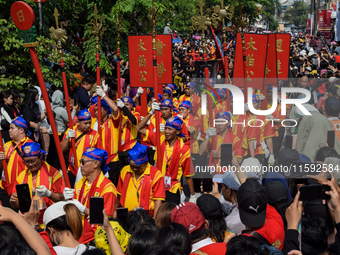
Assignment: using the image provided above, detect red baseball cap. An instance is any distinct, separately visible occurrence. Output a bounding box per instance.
[170,202,205,234]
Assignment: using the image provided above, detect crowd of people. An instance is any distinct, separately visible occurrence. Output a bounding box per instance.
[1,29,340,255]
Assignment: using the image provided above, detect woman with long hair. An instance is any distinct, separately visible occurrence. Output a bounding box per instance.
[43,201,95,254]
[0,90,17,142]
[20,87,48,140]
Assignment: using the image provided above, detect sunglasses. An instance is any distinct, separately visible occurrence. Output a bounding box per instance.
[80,159,96,165]
[23,158,39,165]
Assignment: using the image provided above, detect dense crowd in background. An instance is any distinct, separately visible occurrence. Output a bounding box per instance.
[1,26,340,255]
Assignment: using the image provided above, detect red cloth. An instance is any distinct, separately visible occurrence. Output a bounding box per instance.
[39,230,57,255]
[242,205,285,250]
[190,242,227,255]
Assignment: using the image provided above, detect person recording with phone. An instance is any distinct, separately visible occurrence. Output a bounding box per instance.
[63,147,117,244]
[9,142,65,226]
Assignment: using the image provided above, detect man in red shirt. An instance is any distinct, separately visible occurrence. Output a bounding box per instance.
[171,202,227,255]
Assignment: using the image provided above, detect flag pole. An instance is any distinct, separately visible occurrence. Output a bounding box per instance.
[150,2,162,170]
[50,8,78,175]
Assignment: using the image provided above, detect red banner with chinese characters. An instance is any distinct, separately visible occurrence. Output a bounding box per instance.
[318,9,332,43]
[264,34,278,85]
[275,33,290,80]
[155,35,172,84]
[233,33,268,89]
[128,35,154,87]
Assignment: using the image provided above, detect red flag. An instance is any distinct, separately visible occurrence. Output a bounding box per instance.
[275,33,291,80]
[233,33,268,89]
[264,34,278,85]
[128,35,154,87]
[155,35,172,84]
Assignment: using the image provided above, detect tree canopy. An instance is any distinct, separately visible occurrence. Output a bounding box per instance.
[283,0,309,27]
[1,0,270,91]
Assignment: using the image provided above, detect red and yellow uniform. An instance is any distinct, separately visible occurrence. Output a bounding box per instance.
[244,115,274,156]
[119,110,141,152]
[74,171,117,244]
[13,161,65,224]
[179,94,190,103]
[191,93,201,116]
[143,130,192,193]
[232,114,249,156]
[204,130,242,166]
[63,127,103,176]
[173,98,180,109]
[2,137,33,190]
[267,103,285,137]
[100,114,120,163]
[146,112,188,146]
[117,163,165,216]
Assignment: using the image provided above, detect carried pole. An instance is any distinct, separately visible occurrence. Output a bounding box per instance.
[116,6,123,149]
[235,4,248,101]
[0,131,9,190]
[191,0,218,167]
[116,5,123,98]
[50,8,78,175]
[150,2,163,170]
[89,5,106,136]
[209,2,234,110]
[10,2,71,188]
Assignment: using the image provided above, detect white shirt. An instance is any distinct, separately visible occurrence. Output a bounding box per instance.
[191,238,215,253]
[53,244,95,255]
[225,205,245,235]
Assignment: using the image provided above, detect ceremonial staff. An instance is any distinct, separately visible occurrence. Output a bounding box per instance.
[10,1,71,187]
[209,2,234,110]
[150,2,162,170]
[116,6,123,98]
[89,5,106,136]
[0,131,8,189]
[234,3,248,101]
[49,8,78,175]
[190,0,218,166]
[116,6,123,149]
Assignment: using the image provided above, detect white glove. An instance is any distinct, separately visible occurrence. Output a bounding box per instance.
[63,187,75,200]
[189,195,197,204]
[66,129,75,139]
[150,102,160,115]
[116,99,125,109]
[36,185,52,198]
[96,86,106,98]
[160,123,165,132]
[205,127,217,140]
[101,80,109,92]
[266,114,274,120]
[259,94,265,101]
[177,114,183,119]
[136,87,144,97]
[71,199,86,213]
[268,154,275,165]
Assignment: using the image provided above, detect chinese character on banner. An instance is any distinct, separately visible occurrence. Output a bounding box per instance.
[275,33,290,80]
[233,33,268,89]
[264,34,278,85]
[128,35,153,87]
[155,34,172,83]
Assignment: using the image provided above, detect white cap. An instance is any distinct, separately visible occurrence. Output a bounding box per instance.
[43,201,71,226]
